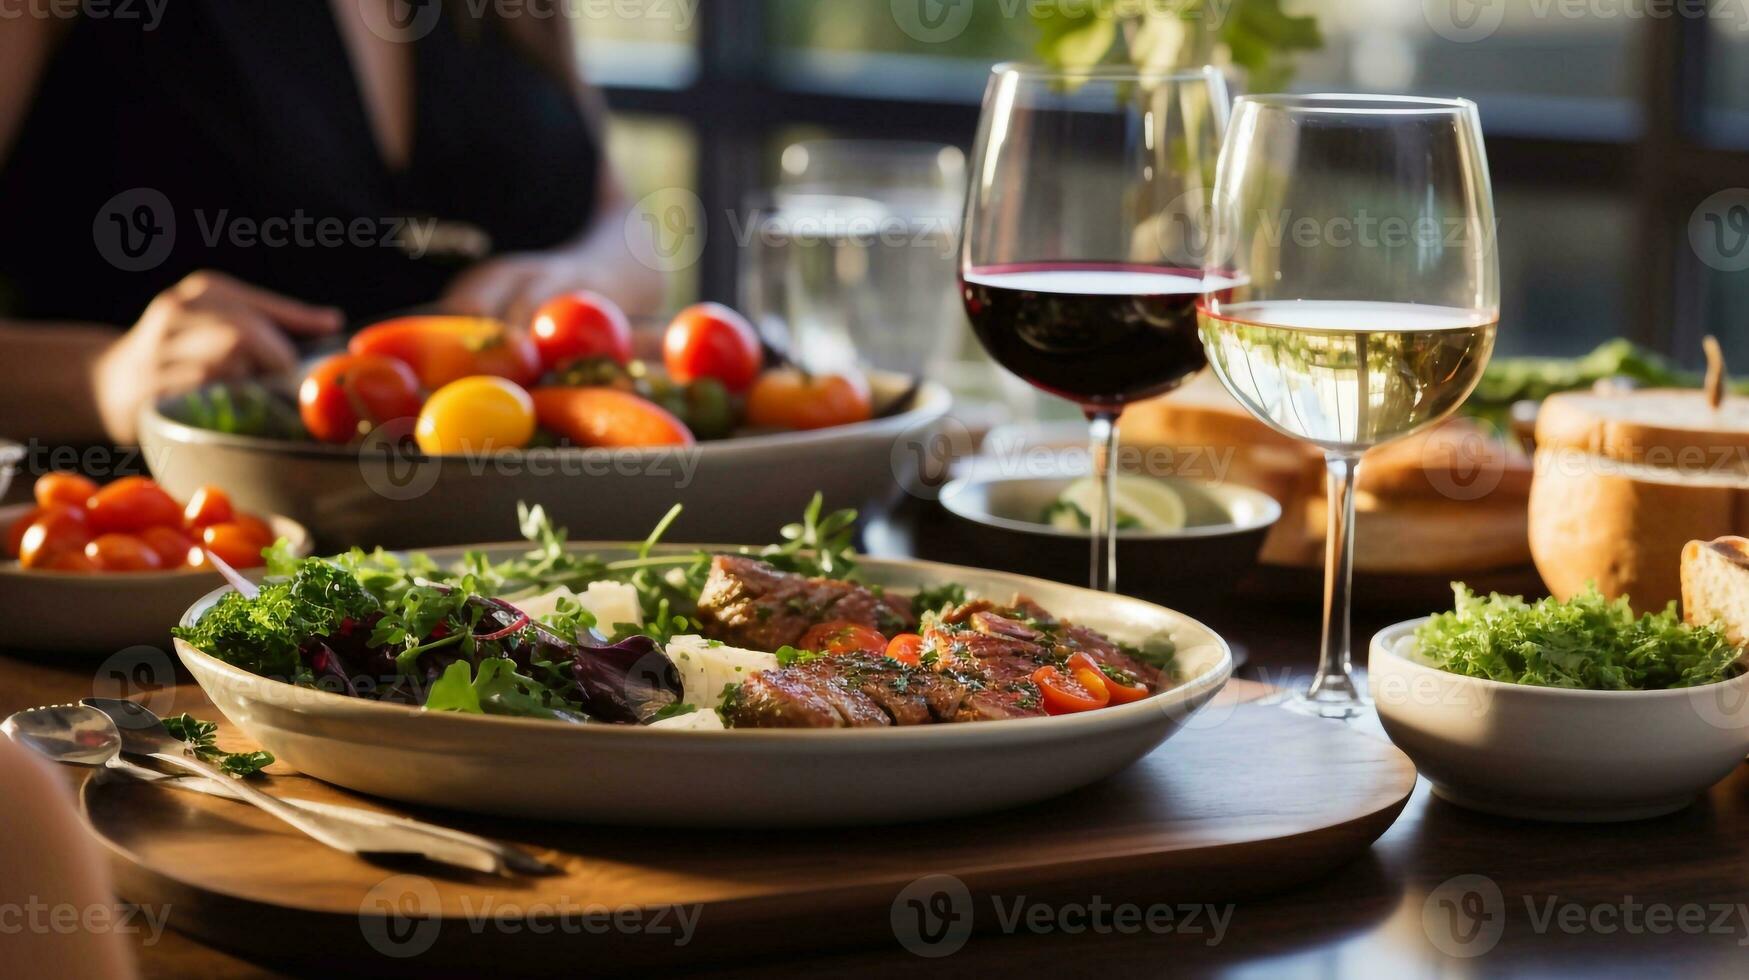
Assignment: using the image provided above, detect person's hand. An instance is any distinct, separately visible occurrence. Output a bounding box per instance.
[441,247,663,328]
[92,271,342,442]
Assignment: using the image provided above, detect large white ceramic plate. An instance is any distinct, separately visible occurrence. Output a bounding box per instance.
[176,545,1233,827]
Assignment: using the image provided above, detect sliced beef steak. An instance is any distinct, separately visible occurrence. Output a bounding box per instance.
[695,555,915,652]
[723,652,966,728]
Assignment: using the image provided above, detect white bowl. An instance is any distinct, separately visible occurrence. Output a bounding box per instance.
[1370,618,1749,822]
[177,545,1233,827]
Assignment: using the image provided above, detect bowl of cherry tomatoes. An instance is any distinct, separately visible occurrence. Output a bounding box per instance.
[138,293,951,549]
[0,473,310,652]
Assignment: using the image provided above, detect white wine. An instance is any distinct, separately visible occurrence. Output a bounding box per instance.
[1198,300,1498,454]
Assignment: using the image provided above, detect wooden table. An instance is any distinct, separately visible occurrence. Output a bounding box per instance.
[6,593,1748,979]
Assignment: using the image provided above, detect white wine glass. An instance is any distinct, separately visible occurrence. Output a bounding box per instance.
[1199,94,1500,718]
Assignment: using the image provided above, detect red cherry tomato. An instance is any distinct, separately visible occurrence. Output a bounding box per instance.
[201,522,269,569]
[1066,651,1151,704]
[139,525,197,567]
[745,369,873,431]
[229,513,275,546]
[531,291,633,370]
[6,504,58,557]
[34,472,98,509]
[349,317,541,388]
[799,620,889,657]
[86,477,182,534]
[1031,664,1111,715]
[885,633,925,667]
[17,506,91,569]
[43,549,99,574]
[181,485,236,528]
[85,534,164,573]
[663,303,763,393]
[298,353,425,444]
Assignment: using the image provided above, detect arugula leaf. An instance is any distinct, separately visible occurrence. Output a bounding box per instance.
[161,713,275,777]
[425,657,582,721]
[1415,585,1743,690]
[911,583,968,619]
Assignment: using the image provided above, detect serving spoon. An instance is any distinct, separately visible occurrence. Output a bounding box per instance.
[3,701,558,876]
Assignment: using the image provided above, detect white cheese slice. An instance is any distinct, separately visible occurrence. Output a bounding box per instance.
[647,708,727,731]
[665,634,778,709]
[513,582,644,638]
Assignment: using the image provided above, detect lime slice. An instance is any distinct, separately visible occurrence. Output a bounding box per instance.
[1056,475,1187,533]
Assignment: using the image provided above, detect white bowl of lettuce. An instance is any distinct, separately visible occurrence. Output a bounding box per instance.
[1370,586,1749,822]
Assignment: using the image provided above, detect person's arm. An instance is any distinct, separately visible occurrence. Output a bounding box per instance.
[441,17,666,325]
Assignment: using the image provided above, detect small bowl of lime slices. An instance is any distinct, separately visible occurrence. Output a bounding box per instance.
[937,470,1281,613]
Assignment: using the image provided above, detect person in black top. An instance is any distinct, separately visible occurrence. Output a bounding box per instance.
[0,0,664,444]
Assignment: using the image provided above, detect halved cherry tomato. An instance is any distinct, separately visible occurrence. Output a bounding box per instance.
[34,472,98,509]
[182,485,236,528]
[200,522,269,569]
[139,525,197,567]
[1066,651,1151,704]
[298,353,424,444]
[800,621,889,657]
[85,533,164,572]
[530,387,694,449]
[415,377,537,455]
[349,317,541,388]
[885,633,925,666]
[745,368,873,432]
[663,303,763,393]
[532,291,633,370]
[86,477,182,534]
[1031,664,1110,715]
[17,506,91,569]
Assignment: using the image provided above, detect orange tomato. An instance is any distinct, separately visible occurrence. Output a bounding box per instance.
[885,633,925,667]
[663,304,763,393]
[86,477,181,534]
[85,534,164,572]
[200,522,268,569]
[17,506,92,569]
[34,472,98,509]
[530,387,694,449]
[1031,664,1110,715]
[745,369,873,431]
[6,504,56,557]
[298,353,424,444]
[182,485,235,528]
[230,513,274,545]
[139,525,197,567]
[43,549,99,574]
[349,317,540,388]
[800,621,889,657]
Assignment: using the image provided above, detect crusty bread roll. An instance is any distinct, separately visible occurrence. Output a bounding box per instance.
[1531,389,1749,613]
[1682,537,1749,649]
[1125,371,1532,572]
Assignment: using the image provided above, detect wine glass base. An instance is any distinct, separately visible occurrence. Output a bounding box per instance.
[1281,685,1372,721]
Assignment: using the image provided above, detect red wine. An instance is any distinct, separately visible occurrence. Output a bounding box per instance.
[960,263,1233,410]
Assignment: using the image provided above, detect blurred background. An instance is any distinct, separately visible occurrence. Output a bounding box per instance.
[588,0,1749,372]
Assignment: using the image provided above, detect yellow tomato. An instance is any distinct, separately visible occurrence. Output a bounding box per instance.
[414,377,536,455]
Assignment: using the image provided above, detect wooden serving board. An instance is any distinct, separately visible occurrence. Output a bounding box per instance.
[79,681,1415,974]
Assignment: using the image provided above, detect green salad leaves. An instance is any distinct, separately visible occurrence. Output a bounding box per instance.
[1414,585,1744,691]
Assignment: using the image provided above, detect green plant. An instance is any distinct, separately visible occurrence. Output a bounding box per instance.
[1033,0,1321,91]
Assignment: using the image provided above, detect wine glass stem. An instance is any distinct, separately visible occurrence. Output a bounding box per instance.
[1088,411,1121,593]
[1310,453,1364,704]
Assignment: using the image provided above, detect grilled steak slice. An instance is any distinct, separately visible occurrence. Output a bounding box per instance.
[923,613,1051,721]
[723,652,964,728]
[941,598,1164,689]
[695,555,915,652]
